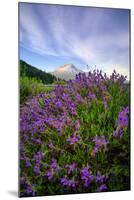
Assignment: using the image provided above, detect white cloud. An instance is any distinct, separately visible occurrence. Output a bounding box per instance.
[20,4,59,57]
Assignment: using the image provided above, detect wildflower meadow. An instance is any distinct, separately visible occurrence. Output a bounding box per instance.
[19,70,130,197]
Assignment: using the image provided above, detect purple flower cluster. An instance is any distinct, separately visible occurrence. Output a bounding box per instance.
[75,120,80,132]
[46,159,58,181]
[95,171,108,192]
[34,150,43,174]
[118,106,129,128]
[96,171,108,184]
[25,156,31,167]
[88,92,97,101]
[92,135,110,156]
[46,170,53,181]
[51,159,58,169]
[113,106,129,138]
[65,162,77,175]
[48,142,54,149]
[81,166,94,187]
[97,184,108,192]
[26,185,35,196]
[75,93,82,103]
[60,177,78,190]
[67,134,81,145]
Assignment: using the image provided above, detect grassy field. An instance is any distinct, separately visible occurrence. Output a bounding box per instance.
[20,76,55,104]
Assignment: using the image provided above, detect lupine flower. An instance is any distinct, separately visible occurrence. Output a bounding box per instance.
[96,171,108,184]
[26,185,33,193]
[69,102,76,115]
[81,166,94,187]
[57,100,63,108]
[60,177,77,189]
[92,135,109,156]
[35,138,42,145]
[33,151,43,174]
[40,126,45,133]
[65,162,77,174]
[51,159,58,169]
[67,134,81,145]
[75,120,80,132]
[113,106,129,138]
[75,94,82,103]
[97,184,108,192]
[88,92,97,101]
[25,157,31,167]
[48,142,54,149]
[60,177,68,186]
[118,107,129,128]
[46,170,53,180]
[103,100,108,109]
[26,185,35,196]
[62,93,70,101]
[34,165,40,174]
[34,151,43,165]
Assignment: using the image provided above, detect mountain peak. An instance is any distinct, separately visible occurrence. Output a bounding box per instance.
[56,64,79,73]
[51,64,83,81]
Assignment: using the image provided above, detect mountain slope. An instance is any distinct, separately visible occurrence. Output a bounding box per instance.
[20,60,56,84]
[51,64,83,81]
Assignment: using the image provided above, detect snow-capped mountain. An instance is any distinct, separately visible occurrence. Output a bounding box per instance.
[51,64,83,81]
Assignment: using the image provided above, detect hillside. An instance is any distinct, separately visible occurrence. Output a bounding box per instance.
[20,60,56,84]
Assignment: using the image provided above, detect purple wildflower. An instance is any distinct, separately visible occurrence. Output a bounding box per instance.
[57,100,62,108]
[88,92,97,101]
[69,102,76,115]
[35,138,42,145]
[96,171,109,184]
[62,93,70,101]
[34,165,40,174]
[51,159,58,169]
[33,151,43,174]
[48,142,54,149]
[65,162,77,174]
[113,106,129,138]
[67,179,77,189]
[103,100,108,109]
[92,134,109,156]
[60,177,68,186]
[46,170,53,180]
[60,177,77,189]
[26,185,35,196]
[67,134,81,145]
[26,185,33,193]
[76,94,82,103]
[25,157,31,167]
[81,166,94,187]
[118,107,129,128]
[75,120,80,132]
[40,126,45,133]
[97,184,108,192]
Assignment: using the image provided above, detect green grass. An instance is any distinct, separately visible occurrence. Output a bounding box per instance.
[20,76,54,104]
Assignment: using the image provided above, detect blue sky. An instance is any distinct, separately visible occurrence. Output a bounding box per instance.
[19,3,130,79]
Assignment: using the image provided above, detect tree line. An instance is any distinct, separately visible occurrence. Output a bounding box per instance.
[20,60,56,84]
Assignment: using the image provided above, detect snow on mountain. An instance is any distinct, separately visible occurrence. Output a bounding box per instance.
[50,64,83,81]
